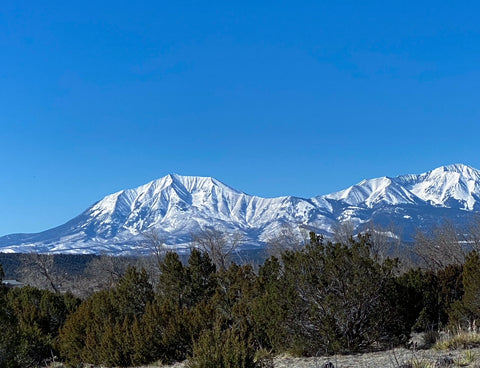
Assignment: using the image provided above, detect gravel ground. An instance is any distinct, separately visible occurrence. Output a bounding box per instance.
[141,347,480,368]
[271,347,480,367]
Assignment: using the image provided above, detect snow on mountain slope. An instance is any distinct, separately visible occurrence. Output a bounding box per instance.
[323,176,423,207]
[85,174,322,234]
[1,164,480,254]
[397,164,480,210]
[0,174,332,254]
[322,164,480,210]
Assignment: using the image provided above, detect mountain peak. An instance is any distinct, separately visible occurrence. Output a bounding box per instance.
[399,164,480,210]
[165,174,245,196]
[2,164,480,254]
[443,163,475,171]
[429,163,479,177]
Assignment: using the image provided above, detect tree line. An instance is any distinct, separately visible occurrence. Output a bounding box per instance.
[3,224,480,367]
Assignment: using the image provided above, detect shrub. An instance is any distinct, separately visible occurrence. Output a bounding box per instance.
[281,233,403,354]
[188,323,257,368]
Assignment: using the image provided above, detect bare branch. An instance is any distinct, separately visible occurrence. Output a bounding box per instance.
[414,220,467,270]
[332,220,355,245]
[191,228,244,270]
[266,223,308,258]
[85,253,130,290]
[363,221,402,263]
[140,228,167,265]
[20,253,62,293]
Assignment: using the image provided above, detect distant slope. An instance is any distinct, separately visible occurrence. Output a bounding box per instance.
[1,164,480,254]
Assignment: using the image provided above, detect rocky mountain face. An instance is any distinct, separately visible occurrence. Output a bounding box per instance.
[2,164,480,254]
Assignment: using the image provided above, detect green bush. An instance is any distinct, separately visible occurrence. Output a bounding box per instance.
[188,323,257,368]
[279,233,403,354]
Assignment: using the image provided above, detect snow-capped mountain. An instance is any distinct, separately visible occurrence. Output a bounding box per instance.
[398,164,480,210]
[1,164,480,254]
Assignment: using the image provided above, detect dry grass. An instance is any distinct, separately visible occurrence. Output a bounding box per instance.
[435,331,480,350]
[451,350,479,367]
[46,341,480,368]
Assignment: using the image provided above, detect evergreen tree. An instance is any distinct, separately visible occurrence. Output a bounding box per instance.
[137,302,165,362]
[461,250,480,316]
[59,289,115,365]
[1,285,79,368]
[131,316,150,366]
[0,265,19,368]
[157,252,187,306]
[396,269,443,331]
[188,321,257,368]
[281,233,401,354]
[185,248,216,307]
[450,250,480,327]
[158,301,191,362]
[58,301,90,366]
[437,264,463,327]
[98,319,120,367]
[114,266,154,318]
[250,256,291,352]
[210,263,256,328]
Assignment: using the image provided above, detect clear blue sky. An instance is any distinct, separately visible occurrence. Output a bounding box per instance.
[1,1,480,236]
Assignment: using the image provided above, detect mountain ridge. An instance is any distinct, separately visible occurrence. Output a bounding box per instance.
[2,163,480,254]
